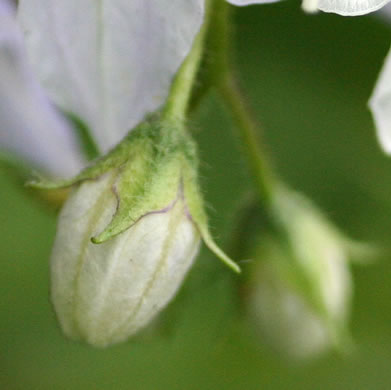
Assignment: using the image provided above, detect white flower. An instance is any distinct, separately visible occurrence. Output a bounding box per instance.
[51,171,200,347]
[0,0,204,176]
[2,0,387,177]
[369,48,391,154]
[1,0,230,347]
[227,0,391,15]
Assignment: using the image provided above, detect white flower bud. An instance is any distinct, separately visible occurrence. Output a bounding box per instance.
[51,172,200,347]
[243,187,366,359]
[248,238,351,359]
[33,117,238,347]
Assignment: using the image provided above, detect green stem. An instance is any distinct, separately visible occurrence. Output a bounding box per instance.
[200,0,277,206]
[188,0,230,113]
[219,74,277,207]
[163,2,211,122]
[166,0,277,207]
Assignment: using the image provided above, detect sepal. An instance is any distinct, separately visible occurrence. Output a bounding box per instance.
[26,119,155,190]
[182,162,240,273]
[35,115,240,270]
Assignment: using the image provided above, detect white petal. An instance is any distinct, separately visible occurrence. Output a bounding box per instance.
[226,0,280,5]
[17,0,204,153]
[318,0,391,15]
[369,47,391,154]
[51,172,200,347]
[0,0,85,177]
[379,2,391,20]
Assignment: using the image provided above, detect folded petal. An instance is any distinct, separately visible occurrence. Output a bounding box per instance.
[17,0,204,153]
[0,0,86,177]
[317,0,391,15]
[369,47,391,154]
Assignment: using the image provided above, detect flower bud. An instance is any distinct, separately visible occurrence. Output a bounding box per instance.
[51,171,200,347]
[33,116,239,347]
[243,187,367,359]
[247,236,352,359]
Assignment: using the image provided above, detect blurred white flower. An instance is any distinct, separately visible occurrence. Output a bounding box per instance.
[2,0,389,178]
[0,0,204,176]
[0,0,85,177]
[379,2,391,20]
[369,48,391,154]
[227,0,391,15]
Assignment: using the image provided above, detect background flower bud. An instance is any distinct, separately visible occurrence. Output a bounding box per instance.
[236,187,368,359]
[51,171,200,348]
[247,236,352,359]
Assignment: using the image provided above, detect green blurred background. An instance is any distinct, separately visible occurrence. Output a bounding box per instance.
[2,2,391,389]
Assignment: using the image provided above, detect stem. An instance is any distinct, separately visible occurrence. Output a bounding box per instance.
[163,2,211,122]
[166,0,277,206]
[188,0,230,113]
[203,0,277,207]
[219,74,276,207]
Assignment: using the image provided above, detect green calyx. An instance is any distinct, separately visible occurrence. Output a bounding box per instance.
[30,115,240,273]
